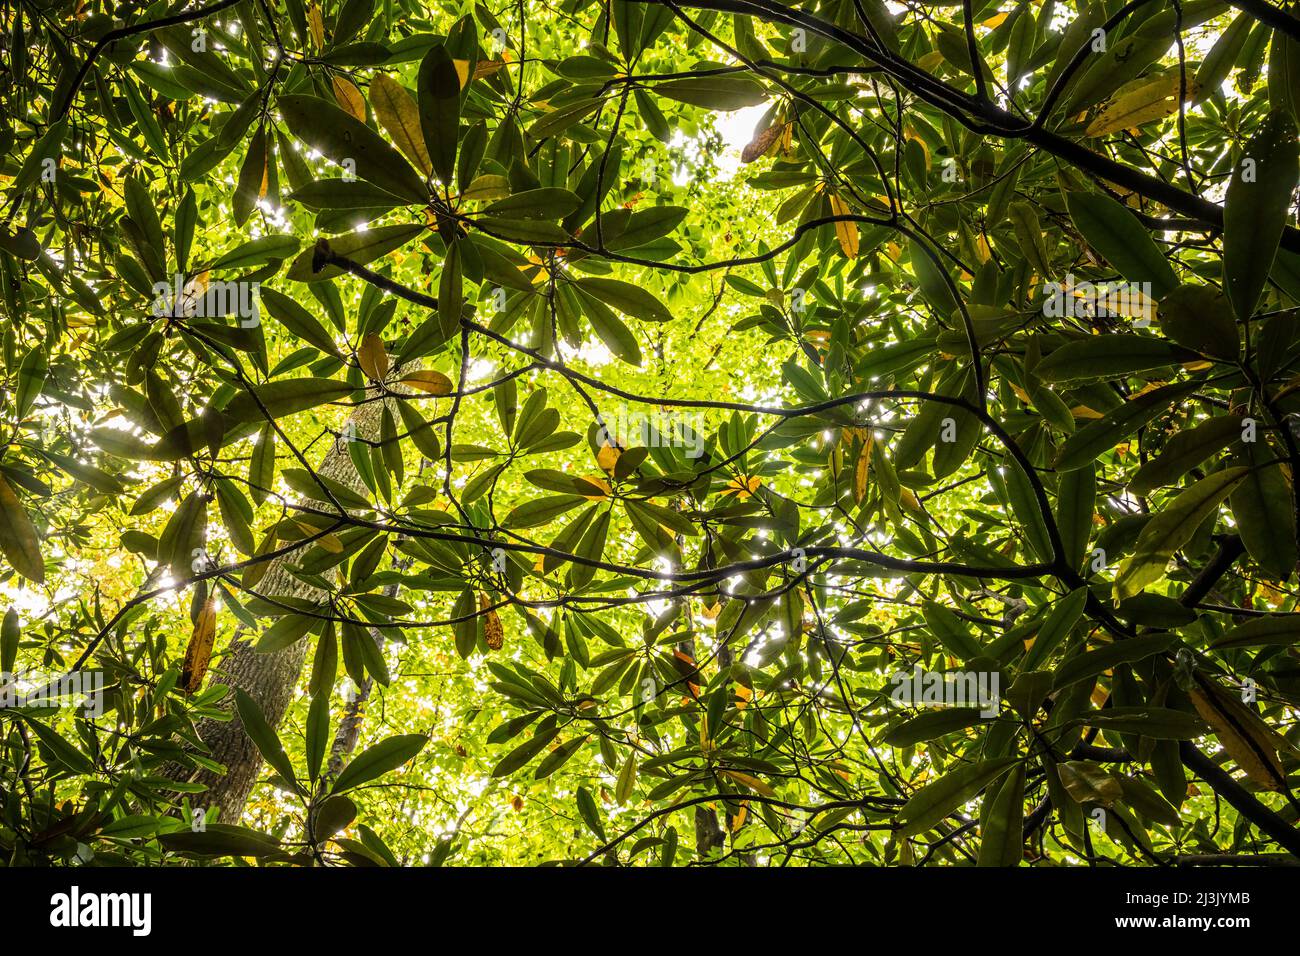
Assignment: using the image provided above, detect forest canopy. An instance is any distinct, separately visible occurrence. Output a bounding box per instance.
[2,0,1300,868]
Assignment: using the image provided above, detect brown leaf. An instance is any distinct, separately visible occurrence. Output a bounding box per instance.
[480,592,504,650]
[741,122,786,164]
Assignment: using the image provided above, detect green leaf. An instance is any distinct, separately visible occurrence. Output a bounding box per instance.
[1057,464,1095,571]
[223,378,355,423]
[921,602,982,661]
[1212,614,1300,648]
[896,757,1019,837]
[1157,285,1239,360]
[20,716,93,773]
[573,286,643,365]
[503,494,588,529]
[654,75,767,111]
[1052,633,1175,691]
[534,735,588,778]
[1023,587,1088,671]
[159,824,286,858]
[15,346,47,420]
[313,793,358,840]
[576,786,606,839]
[1077,707,1209,739]
[211,235,301,272]
[0,475,43,584]
[418,44,461,185]
[1052,382,1198,472]
[574,277,672,322]
[483,188,582,220]
[332,733,427,793]
[976,763,1025,867]
[491,722,560,777]
[287,223,425,281]
[882,708,993,747]
[288,179,405,210]
[1035,334,1196,383]
[909,241,959,318]
[306,692,330,782]
[278,94,428,203]
[233,126,268,227]
[1064,191,1179,298]
[1,607,18,673]
[255,613,317,653]
[234,688,299,787]
[1230,449,1298,580]
[260,288,343,358]
[1114,467,1249,601]
[1128,415,1243,495]
[1223,110,1300,320]
[605,205,688,250]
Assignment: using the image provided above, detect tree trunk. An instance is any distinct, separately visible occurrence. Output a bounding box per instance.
[169,395,390,823]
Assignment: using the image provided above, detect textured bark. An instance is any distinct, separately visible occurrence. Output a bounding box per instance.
[169,395,390,823]
[694,805,726,857]
[327,671,374,778]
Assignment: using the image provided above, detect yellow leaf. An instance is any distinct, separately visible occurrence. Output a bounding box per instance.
[307,2,325,50]
[461,174,511,202]
[853,434,872,504]
[332,75,366,122]
[577,475,611,499]
[904,127,931,169]
[399,370,453,395]
[828,194,858,258]
[917,50,944,72]
[1190,679,1287,791]
[596,443,621,473]
[181,598,218,693]
[723,475,761,499]
[472,59,506,81]
[1084,71,1200,137]
[779,122,794,156]
[357,332,389,381]
[718,769,777,799]
[369,74,433,176]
